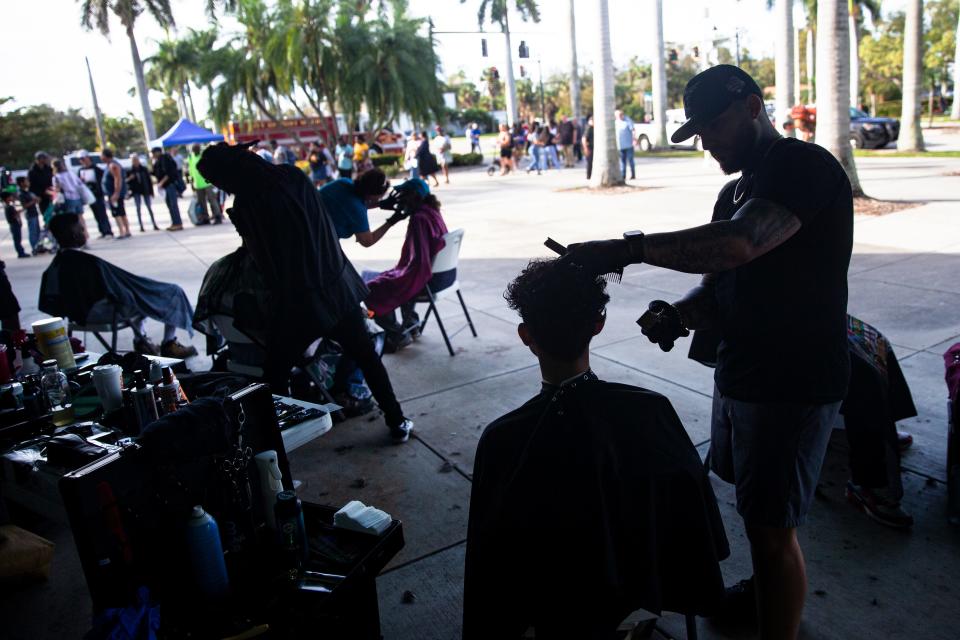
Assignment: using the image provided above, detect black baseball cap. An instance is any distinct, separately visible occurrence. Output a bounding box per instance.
[671,65,763,143]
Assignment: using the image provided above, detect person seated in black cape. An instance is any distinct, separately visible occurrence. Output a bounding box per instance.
[196,141,414,442]
[463,258,730,640]
[38,213,197,359]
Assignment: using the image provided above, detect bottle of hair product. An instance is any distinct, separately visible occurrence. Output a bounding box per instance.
[157,366,180,415]
[130,370,158,432]
[185,505,230,599]
[40,359,73,426]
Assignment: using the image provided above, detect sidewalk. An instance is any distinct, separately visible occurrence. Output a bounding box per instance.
[3,155,960,639]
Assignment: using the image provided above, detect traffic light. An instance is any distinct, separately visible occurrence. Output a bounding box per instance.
[693,46,700,58]
[520,65,526,78]
[518,40,530,58]
[668,48,678,63]
[481,38,488,57]
[491,66,500,81]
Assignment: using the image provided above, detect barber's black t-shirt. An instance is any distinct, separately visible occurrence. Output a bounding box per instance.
[710,137,853,403]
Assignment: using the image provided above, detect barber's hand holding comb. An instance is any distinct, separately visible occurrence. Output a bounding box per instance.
[560,239,635,276]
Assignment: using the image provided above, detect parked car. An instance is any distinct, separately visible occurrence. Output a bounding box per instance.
[849,108,899,149]
[635,109,702,152]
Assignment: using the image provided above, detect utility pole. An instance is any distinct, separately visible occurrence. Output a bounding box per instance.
[566,0,581,120]
[538,58,546,123]
[86,57,107,151]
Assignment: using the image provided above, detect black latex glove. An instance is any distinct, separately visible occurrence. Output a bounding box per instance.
[636,300,689,352]
[378,192,400,211]
[559,239,632,276]
[386,211,407,226]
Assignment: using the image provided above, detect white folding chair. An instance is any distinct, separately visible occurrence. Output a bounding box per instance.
[412,228,478,356]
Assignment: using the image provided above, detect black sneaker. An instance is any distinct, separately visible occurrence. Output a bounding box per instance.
[708,577,757,627]
[389,419,414,443]
[133,337,159,356]
[845,481,914,529]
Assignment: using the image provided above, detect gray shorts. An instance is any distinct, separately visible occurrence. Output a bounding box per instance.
[707,388,841,528]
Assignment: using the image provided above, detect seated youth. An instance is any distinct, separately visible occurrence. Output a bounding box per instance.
[363,178,448,352]
[38,213,198,359]
[463,259,729,639]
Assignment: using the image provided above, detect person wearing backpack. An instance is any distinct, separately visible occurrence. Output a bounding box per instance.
[151,147,185,231]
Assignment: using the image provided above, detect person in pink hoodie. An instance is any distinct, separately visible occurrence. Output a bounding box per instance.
[363,178,448,352]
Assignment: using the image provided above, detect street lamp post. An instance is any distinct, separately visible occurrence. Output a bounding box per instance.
[538,58,546,123]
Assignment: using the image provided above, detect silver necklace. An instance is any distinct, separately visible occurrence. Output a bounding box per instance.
[732,135,785,204]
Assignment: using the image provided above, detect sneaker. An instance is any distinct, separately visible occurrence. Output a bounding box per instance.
[160,338,198,359]
[708,577,756,626]
[16,253,30,259]
[383,332,413,354]
[389,418,414,443]
[897,430,914,452]
[133,337,160,356]
[166,224,184,231]
[845,481,914,529]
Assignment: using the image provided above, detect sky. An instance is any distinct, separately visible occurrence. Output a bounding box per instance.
[4,0,907,124]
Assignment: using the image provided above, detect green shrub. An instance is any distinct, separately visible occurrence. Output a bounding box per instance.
[371,153,402,167]
[459,108,496,133]
[382,164,404,178]
[451,152,484,167]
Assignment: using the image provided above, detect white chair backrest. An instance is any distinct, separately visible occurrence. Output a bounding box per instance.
[211,314,256,345]
[432,228,464,274]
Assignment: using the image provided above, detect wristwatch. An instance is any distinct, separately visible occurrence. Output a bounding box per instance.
[622,230,645,263]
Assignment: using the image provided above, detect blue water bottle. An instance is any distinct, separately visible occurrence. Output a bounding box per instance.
[185,505,230,599]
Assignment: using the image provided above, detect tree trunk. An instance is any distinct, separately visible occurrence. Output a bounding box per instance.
[816,0,864,196]
[952,8,960,119]
[898,0,925,151]
[127,25,156,147]
[85,57,106,151]
[590,0,622,187]
[775,0,796,137]
[502,11,518,127]
[793,27,802,105]
[806,27,816,104]
[849,9,860,109]
[651,0,668,147]
[567,0,581,120]
[185,83,197,122]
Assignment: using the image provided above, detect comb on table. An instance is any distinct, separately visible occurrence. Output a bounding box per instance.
[544,237,623,284]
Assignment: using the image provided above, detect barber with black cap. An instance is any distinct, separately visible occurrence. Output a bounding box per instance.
[563,65,853,639]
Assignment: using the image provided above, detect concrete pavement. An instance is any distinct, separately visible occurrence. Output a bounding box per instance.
[3,152,960,639]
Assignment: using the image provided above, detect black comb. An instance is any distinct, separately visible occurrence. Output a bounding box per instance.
[544,238,623,284]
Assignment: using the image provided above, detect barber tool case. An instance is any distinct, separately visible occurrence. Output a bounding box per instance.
[59,383,293,610]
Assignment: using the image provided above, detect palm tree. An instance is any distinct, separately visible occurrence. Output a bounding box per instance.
[78,0,176,147]
[816,0,864,196]
[590,0,621,187]
[898,0,925,151]
[953,8,960,120]
[566,0,581,120]
[774,0,796,137]
[463,0,541,127]
[650,0,668,148]
[145,37,197,121]
[849,1,881,109]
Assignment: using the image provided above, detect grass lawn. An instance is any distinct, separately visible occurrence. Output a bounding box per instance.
[854,149,960,158]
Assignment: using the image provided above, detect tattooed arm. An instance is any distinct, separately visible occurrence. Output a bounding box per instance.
[642,198,802,274]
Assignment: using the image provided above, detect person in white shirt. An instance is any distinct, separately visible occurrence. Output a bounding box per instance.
[432,126,453,184]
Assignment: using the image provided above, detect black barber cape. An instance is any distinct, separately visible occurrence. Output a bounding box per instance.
[38,249,194,331]
[464,373,729,639]
[196,144,367,357]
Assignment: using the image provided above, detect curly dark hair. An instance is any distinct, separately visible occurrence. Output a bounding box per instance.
[504,258,609,360]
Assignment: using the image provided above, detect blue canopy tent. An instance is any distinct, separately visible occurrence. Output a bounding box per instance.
[149,118,224,148]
